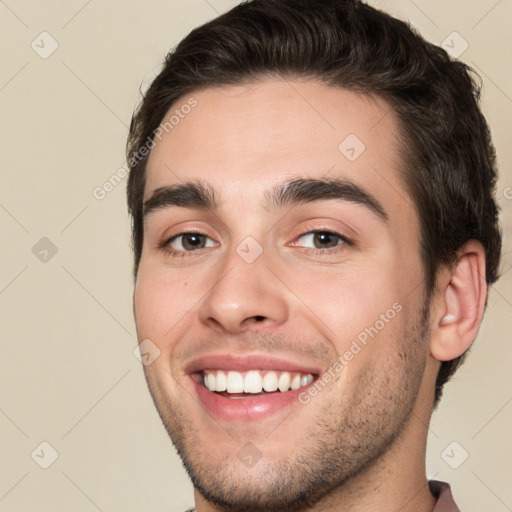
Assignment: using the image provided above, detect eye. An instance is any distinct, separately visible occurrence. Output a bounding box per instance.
[164,233,217,253]
[291,230,350,251]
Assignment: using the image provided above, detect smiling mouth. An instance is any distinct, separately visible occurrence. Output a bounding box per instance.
[199,369,316,398]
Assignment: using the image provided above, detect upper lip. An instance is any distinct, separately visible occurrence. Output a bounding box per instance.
[185,353,321,375]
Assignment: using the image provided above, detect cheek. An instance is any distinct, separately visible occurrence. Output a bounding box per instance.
[133,267,197,347]
[285,265,415,387]
[289,262,403,339]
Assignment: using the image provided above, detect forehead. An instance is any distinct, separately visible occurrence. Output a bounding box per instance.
[144,79,410,221]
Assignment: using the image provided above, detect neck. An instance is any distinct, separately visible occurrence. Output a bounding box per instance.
[305,406,436,512]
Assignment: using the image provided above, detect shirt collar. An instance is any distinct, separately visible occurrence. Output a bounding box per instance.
[429,480,461,512]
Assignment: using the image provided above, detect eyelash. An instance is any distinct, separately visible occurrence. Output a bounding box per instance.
[158,229,353,258]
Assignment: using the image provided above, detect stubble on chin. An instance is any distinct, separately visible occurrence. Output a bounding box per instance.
[144,306,430,512]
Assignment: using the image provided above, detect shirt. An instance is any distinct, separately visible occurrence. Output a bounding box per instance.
[430,480,460,511]
[184,480,460,511]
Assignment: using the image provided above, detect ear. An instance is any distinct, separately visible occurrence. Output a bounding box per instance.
[430,240,487,362]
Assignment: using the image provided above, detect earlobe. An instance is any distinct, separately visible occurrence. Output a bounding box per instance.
[430,240,487,362]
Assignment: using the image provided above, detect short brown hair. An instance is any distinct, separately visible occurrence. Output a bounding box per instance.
[126,0,502,404]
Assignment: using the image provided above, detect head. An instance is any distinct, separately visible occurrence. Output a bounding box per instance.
[127,0,501,510]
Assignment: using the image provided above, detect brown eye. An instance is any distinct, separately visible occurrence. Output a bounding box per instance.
[311,232,341,249]
[167,233,216,252]
[295,231,346,250]
[181,234,206,250]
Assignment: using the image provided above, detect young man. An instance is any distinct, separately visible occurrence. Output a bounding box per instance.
[126,1,502,510]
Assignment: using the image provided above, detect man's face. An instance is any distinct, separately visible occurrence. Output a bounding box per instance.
[134,79,433,510]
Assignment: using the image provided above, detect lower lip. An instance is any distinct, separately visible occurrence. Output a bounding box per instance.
[192,377,312,422]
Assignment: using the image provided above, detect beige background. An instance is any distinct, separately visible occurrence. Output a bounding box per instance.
[0,1,511,511]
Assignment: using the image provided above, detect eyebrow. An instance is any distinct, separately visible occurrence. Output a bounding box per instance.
[143,176,388,223]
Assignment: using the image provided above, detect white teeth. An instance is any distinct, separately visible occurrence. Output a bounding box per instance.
[263,371,279,392]
[243,371,263,393]
[278,372,291,392]
[207,373,215,391]
[203,370,315,394]
[290,374,301,390]
[226,371,244,393]
[215,370,227,392]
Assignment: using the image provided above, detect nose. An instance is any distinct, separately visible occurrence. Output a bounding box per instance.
[198,246,289,335]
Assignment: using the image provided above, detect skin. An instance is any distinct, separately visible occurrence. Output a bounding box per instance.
[133,79,487,511]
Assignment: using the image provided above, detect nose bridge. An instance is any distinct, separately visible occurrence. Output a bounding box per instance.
[198,238,288,333]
